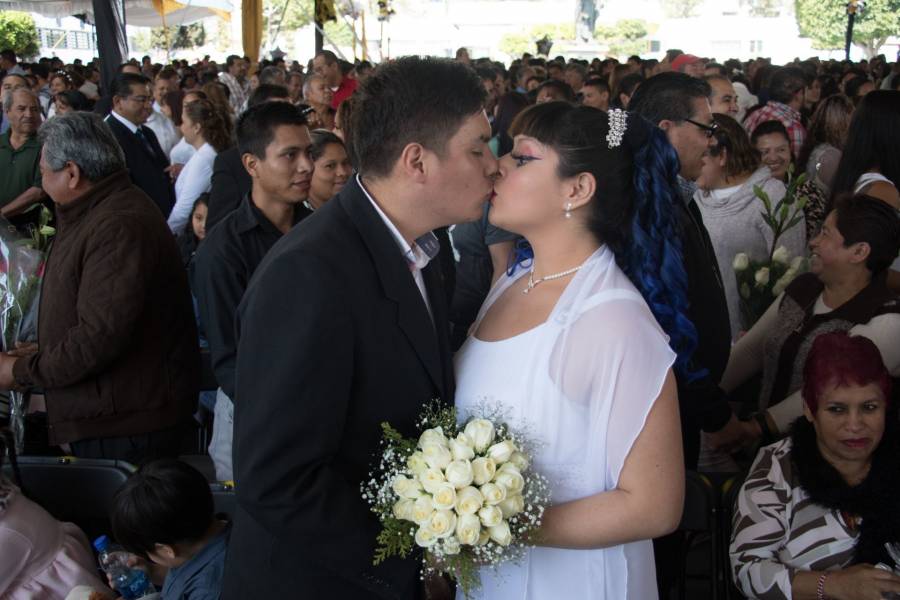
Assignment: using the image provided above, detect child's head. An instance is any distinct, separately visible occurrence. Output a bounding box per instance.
[111,460,214,568]
[190,193,209,241]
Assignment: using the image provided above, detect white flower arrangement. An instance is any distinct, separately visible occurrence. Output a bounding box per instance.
[362,402,550,598]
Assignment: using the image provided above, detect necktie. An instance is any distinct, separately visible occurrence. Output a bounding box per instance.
[135,127,157,159]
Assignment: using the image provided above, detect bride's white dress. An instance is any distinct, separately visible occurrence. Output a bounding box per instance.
[454,246,676,600]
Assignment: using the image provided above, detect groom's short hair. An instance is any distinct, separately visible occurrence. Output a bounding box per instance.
[351,56,486,178]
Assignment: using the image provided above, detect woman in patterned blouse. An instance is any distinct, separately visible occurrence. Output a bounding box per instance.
[730,332,900,600]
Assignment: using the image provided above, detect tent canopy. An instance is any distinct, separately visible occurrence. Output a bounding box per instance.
[0,0,232,27]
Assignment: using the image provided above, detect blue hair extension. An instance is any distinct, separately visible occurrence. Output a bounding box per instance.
[507,238,534,276]
[624,128,706,382]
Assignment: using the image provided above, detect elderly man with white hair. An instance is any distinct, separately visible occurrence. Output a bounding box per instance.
[0,112,199,464]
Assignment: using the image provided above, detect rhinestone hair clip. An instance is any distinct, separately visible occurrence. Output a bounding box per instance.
[606,109,628,149]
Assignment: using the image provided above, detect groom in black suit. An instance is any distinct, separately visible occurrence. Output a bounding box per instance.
[222,57,498,599]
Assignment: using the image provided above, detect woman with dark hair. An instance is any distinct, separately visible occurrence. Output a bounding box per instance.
[46,71,74,119]
[168,98,233,233]
[489,91,530,157]
[454,103,686,598]
[752,120,829,239]
[798,94,853,198]
[306,130,352,211]
[695,113,803,340]
[0,433,111,598]
[828,90,900,290]
[731,332,900,600]
[720,195,900,450]
[844,75,876,106]
[52,90,89,115]
[177,193,209,269]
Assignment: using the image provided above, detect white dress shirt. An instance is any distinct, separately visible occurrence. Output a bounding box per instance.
[145,108,180,158]
[108,110,139,134]
[169,142,217,233]
[356,174,437,320]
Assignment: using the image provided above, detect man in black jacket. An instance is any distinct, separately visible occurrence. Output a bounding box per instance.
[104,73,175,217]
[222,57,497,599]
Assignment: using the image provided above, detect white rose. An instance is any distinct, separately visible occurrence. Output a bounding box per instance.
[442,536,461,555]
[422,443,452,471]
[471,456,497,486]
[431,483,457,511]
[406,452,428,476]
[772,276,789,297]
[498,462,521,475]
[508,451,530,471]
[393,498,416,521]
[772,246,790,265]
[790,256,805,271]
[444,459,474,489]
[732,252,750,271]
[419,467,446,494]
[428,510,458,539]
[415,525,438,548]
[477,529,491,546]
[754,267,770,287]
[494,469,525,494]
[411,495,435,525]
[487,440,517,464]
[480,482,507,505]
[478,505,503,528]
[450,433,475,461]
[418,427,448,449]
[740,282,751,299]
[456,513,482,545]
[464,419,495,452]
[455,486,484,515]
[392,475,423,499]
[497,494,525,518]
[489,521,513,546]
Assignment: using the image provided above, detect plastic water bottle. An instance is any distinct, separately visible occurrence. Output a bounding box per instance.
[92,535,156,600]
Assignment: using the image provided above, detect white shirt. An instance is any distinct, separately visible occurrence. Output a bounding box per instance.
[108,110,139,134]
[170,137,196,165]
[356,174,435,320]
[145,108,180,158]
[169,142,217,233]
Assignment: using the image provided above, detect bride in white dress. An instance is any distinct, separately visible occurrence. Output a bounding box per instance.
[454,103,693,599]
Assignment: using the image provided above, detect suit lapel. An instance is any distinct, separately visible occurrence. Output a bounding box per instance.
[339,178,446,398]
[423,262,454,401]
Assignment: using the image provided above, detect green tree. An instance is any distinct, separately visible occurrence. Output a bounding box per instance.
[741,0,783,17]
[150,22,206,51]
[499,23,577,60]
[0,11,39,59]
[596,19,648,59]
[264,0,313,48]
[795,0,900,57]
[661,0,703,18]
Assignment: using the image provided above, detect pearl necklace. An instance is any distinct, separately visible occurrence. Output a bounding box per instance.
[522,262,585,294]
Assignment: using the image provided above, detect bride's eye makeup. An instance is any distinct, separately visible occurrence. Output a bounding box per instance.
[510,153,537,167]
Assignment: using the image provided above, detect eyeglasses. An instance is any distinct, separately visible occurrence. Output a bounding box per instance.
[126,95,153,104]
[684,118,719,138]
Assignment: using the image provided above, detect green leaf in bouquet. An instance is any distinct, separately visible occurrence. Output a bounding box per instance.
[373,518,415,565]
[793,171,808,188]
[380,422,417,456]
[779,203,789,222]
[39,226,55,236]
[753,185,773,214]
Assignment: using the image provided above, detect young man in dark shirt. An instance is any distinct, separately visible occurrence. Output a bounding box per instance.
[193,102,314,481]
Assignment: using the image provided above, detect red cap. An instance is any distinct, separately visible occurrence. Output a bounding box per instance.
[671,54,702,72]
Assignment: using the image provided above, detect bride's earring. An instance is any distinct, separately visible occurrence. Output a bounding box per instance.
[564,203,573,219]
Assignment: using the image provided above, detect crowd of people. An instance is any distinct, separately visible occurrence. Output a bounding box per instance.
[0,41,899,599]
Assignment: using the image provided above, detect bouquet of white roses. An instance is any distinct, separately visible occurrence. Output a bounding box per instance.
[734,247,806,330]
[362,402,550,598]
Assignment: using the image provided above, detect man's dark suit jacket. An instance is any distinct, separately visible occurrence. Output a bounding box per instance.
[222,177,454,599]
[105,114,175,217]
[206,147,251,231]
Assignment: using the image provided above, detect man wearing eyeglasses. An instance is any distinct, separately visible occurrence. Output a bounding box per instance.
[629,70,738,600]
[105,73,176,217]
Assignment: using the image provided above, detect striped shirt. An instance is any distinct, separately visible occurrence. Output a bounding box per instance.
[730,438,857,599]
[744,101,806,159]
